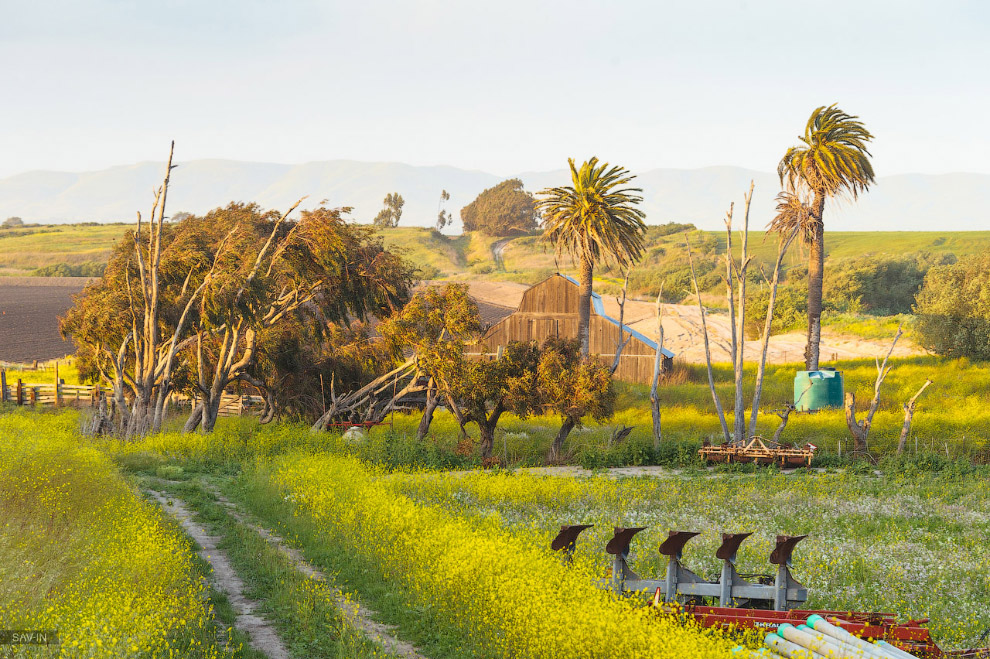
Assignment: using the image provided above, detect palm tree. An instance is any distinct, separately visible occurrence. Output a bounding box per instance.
[537,158,646,358]
[779,104,875,370]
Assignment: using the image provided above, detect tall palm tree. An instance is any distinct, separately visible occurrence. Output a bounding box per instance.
[537,157,646,358]
[779,104,875,370]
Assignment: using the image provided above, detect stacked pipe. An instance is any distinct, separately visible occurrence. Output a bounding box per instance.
[734,614,919,658]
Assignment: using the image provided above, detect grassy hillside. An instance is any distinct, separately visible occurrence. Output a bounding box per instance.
[6,222,990,288]
[0,223,129,275]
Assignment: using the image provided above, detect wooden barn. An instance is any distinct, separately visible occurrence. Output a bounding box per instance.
[469,274,674,385]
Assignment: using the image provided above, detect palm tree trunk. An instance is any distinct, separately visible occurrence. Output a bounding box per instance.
[577,255,593,358]
[805,192,826,371]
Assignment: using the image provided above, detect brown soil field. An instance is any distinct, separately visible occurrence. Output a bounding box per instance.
[0,277,91,362]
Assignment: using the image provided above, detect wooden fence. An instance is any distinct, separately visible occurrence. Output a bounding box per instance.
[0,370,264,418]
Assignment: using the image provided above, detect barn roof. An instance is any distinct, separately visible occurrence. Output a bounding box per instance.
[560,274,675,358]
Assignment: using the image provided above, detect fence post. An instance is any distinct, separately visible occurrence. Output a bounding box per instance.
[16,379,23,405]
[29,387,37,406]
[0,369,6,403]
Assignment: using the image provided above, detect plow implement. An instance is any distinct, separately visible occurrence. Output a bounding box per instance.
[550,525,988,658]
[699,436,817,467]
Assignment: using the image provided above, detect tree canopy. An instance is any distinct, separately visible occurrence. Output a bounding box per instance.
[63,200,415,433]
[914,251,990,359]
[460,179,538,236]
[373,192,405,228]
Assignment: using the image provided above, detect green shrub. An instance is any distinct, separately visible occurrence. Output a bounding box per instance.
[914,251,990,359]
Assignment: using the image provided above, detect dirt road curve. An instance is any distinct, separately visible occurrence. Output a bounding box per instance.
[460,280,924,364]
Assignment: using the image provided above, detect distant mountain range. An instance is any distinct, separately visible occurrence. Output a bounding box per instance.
[0,159,987,231]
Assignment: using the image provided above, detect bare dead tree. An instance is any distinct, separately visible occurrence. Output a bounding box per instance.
[748,225,800,438]
[111,142,227,437]
[845,323,904,452]
[726,184,755,442]
[687,182,799,447]
[898,379,933,453]
[685,233,730,442]
[771,383,812,444]
[649,285,666,450]
[610,268,632,375]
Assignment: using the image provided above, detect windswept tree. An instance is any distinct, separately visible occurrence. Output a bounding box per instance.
[436,189,452,231]
[779,104,875,370]
[373,192,405,228]
[537,157,646,357]
[434,341,540,459]
[184,203,414,432]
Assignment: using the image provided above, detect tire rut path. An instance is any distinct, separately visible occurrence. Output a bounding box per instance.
[146,488,290,659]
[200,481,427,659]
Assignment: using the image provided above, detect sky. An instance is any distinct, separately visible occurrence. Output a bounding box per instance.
[1,0,988,179]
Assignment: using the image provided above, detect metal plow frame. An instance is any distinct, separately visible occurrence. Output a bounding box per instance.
[549,524,989,659]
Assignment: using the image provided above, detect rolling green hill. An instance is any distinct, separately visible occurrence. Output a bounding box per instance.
[0,223,129,275]
[5,222,990,286]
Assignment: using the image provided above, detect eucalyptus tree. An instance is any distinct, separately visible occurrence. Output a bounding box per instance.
[184,203,414,432]
[779,104,875,370]
[61,143,225,437]
[536,158,646,358]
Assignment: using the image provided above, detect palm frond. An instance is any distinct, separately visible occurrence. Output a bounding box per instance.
[778,104,875,201]
[535,157,647,269]
[767,191,818,245]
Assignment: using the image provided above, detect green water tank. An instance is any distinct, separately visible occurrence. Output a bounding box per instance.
[794,369,844,411]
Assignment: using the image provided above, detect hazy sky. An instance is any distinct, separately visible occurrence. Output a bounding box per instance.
[1,0,988,179]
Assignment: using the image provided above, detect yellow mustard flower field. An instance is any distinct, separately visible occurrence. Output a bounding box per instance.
[3,410,989,657]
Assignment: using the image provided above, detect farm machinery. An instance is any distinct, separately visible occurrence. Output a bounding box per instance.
[550,525,989,658]
[699,436,818,467]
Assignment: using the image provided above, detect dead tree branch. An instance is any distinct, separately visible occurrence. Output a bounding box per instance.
[649,284,665,450]
[610,268,632,375]
[686,233,730,443]
[846,323,904,452]
[898,379,933,454]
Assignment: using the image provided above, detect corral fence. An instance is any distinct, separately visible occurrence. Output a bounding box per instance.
[0,366,264,418]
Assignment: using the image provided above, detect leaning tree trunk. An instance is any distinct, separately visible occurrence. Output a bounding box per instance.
[183,403,203,433]
[416,378,439,441]
[805,193,826,371]
[549,416,577,462]
[898,379,933,454]
[577,255,594,359]
[198,387,225,433]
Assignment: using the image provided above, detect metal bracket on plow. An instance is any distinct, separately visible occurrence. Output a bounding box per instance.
[592,528,809,611]
[769,534,808,611]
[550,524,593,563]
[605,527,648,593]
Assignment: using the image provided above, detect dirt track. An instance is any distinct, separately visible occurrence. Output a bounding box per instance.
[461,280,924,364]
